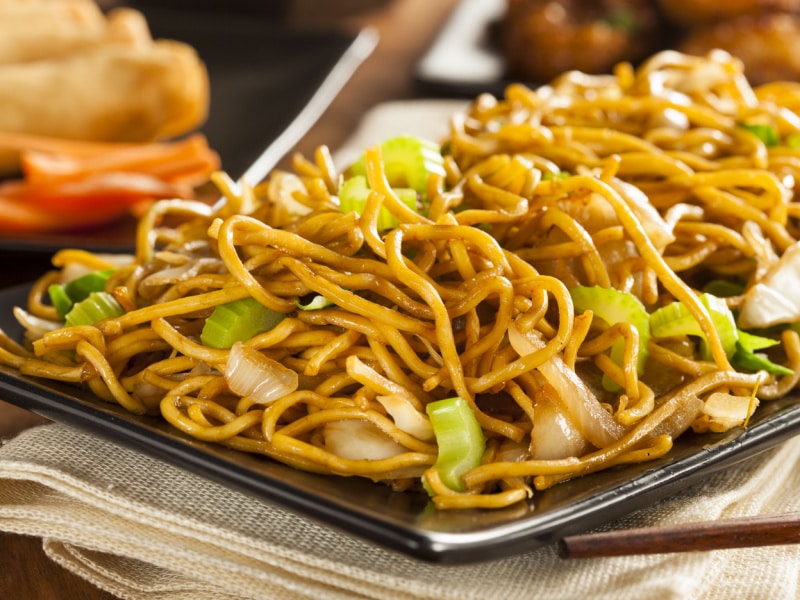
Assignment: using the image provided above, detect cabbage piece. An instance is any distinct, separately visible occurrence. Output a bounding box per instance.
[738,241,800,329]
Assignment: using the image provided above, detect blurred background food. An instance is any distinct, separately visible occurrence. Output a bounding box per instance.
[655,0,800,25]
[502,0,800,85]
[504,0,663,83]
[0,0,209,176]
[677,12,800,83]
[0,0,217,234]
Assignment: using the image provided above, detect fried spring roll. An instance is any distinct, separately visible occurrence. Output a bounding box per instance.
[0,2,151,65]
[0,39,210,174]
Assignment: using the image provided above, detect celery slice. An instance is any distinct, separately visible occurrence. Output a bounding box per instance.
[64,270,114,302]
[348,135,445,194]
[339,175,417,230]
[49,269,114,321]
[650,294,793,374]
[425,397,485,493]
[48,284,74,321]
[64,291,124,327]
[201,298,285,349]
[650,294,738,360]
[570,285,650,390]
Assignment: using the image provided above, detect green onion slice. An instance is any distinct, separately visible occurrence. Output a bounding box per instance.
[348,135,445,195]
[570,285,650,390]
[739,122,780,147]
[296,294,335,311]
[64,291,125,327]
[425,396,485,493]
[650,293,738,361]
[339,175,417,230]
[201,298,286,349]
[733,330,793,375]
[49,269,114,321]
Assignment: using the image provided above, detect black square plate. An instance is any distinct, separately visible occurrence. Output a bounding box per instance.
[2,282,800,564]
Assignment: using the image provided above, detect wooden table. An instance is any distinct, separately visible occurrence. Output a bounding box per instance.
[0,0,463,597]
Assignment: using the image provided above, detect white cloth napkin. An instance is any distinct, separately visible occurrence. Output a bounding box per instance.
[2,422,800,600]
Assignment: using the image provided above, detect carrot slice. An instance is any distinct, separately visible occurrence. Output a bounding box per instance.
[0,172,192,214]
[0,130,221,233]
[20,133,220,185]
[0,195,132,233]
[0,130,144,156]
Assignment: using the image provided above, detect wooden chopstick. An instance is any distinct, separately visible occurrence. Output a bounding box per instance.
[558,511,800,559]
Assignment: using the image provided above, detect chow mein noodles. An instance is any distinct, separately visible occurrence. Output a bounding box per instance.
[4,49,800,510]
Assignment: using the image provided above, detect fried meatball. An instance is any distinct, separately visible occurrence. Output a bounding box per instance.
[678,12,800,84]
[656,0,800,26]
[503,0,662,83]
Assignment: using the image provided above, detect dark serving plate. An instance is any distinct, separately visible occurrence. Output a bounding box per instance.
[0,7,375,254]
[2,282,800,563]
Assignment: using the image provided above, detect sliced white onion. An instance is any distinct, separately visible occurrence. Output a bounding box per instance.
[140,257,224,288]
[609,179,675,252]
[267,171,313,217]
[346,354,409,397]
[557,189,618,232]
[13,306,60,340]
[323,419,405,460]
[132,381,168,407]
[59,253,134,284]
[224,342,298,404]
[508,322,625,448]
[529,395,590,460]
[375,393,434,442]
[738,283,799,329]
[739,241,800,328]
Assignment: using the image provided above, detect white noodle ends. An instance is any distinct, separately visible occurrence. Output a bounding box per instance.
[692,392,759,433]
